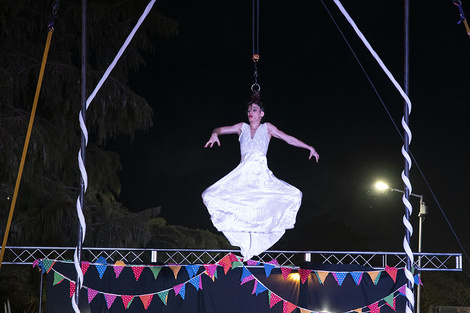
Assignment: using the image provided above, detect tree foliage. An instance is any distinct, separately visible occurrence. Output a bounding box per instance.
[0,0,178,247]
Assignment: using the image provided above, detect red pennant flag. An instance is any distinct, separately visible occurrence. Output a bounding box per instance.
[139,294,153,310]
[385,265,398,283]
[132,266,144,281]
[368,302,380,313]
[269,292,282,308]
[283,300,297,313]
[299,269,311,284]
[281,267,292,280]
[81,261,90,275]
[122,295,134,309]
[69,281,76,298]
[218,255,232,274]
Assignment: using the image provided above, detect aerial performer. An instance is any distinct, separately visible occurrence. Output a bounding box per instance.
[202,91,319,260]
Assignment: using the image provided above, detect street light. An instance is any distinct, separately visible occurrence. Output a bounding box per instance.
[374,181,428,313]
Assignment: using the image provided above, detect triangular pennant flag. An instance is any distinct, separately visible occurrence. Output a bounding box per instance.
[399,284,407,295]
[232,261,243,269]
[173,283,186,299]
[42,259,56,273]
[149,266,162,279]
[218,255,232,274]
[53,271,65,285]
[81,261,90,275]
[69,281,76,298]
[351,272,363,285]
[386,265,398,283]
[414,274,423,286]
[368,271,381,285]
[139,294,153,309]
[122,295,134,309]
[283,300,297,313]
[315,271,329,284]
[241,267,251,281]
[247,260,259,266]
[169,265,181,279]
[157,291,169,305]
[189,276,201,291]
[229,253,239,262]
[252,280,267,295]
[281,267,292,280]
[332,272,348,286]
[368,302,380,313]
[186,265,200,278]
[299,309,312,313]
[267,259,280,266]
[352,309,362,313]
[299,269,311,284]
[114,261,126,279]
[269,291,282,308]
[132,266,144,281]
[95,256,108,279]
[241,274,255,285]
[384,293,396,310]
[104,294,117,309]
[33,259,40,269]
[264,263,275,278]
[88,288,99,303]
[204,264,217,279]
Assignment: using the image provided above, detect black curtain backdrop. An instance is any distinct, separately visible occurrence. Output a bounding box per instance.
[46,261,408,313]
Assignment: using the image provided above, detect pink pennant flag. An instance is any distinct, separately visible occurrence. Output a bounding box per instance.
[385,265,398,283]
[33,259,40,268]
[204,264,217,279]
[247,260,259,266]
[229,253,238,262]
[399,284,407,295]
[139,294,153,310]
[281,267,292,280]
[267,259,280,266]
[368,302,380,313]
[122,295,134,309]
[299,269,311,284]
[132,266,144,281]
[283,300,297,313]
[88,288,99,303]
[269,292,282,308]
[114,261,126,279]
[69,281,76,298]
[173,283,185,296]
[241,274,255,285]
[104,294,117,309]
[81,261,90,275]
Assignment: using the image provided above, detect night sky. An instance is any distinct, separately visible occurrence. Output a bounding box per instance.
[110,0,470,254]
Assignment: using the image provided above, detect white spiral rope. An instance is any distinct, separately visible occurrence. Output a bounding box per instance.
[331,0,414,312]
[73,1,157,312]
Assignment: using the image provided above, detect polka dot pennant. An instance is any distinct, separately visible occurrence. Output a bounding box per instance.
[69,281,76,298]
[368,302,380,313]
[113,261,125,279]
[121,295,134,309]
[87,288,98,303]
[189,276,201,291]
[385,265,398,283]
[139,294,153,309]
[281,267,292,281]
[95,256,107,279]
[81,261,90,275]
[173,283,186,300]
[132,266,144,281]
[283,300,297,313]
[351,272,363,285]
[299,269,311,284]
[269,291,282,308]
[104,294,117,309]
[157,291,168,305]
[333,272,348,286]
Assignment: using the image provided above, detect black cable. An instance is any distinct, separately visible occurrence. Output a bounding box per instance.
[320,0,470,265]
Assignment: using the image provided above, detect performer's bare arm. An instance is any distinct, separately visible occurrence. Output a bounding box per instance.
[204,122,244,148]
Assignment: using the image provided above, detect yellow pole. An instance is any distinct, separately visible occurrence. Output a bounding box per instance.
[0,29,54,270]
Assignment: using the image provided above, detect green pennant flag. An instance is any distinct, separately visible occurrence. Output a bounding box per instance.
[384,293,395,310]
[374,271,382,285]
[42,259,55,273]
[232,261,243,269]
[150,266,162,279]
[157,290,169,305]
[53,271,65,285]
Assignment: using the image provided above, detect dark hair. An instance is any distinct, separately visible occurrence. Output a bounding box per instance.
[247,91,264,112]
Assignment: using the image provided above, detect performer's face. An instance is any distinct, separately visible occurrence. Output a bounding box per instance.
[247,104,264,122]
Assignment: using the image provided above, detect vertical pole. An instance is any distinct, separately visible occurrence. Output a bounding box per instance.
[403,0,415,312]
[74,0,86,309]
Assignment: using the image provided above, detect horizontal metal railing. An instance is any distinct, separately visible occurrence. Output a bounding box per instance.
[1,246,462,271]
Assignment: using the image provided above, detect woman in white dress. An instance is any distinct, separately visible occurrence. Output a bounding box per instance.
[202,93,319,260]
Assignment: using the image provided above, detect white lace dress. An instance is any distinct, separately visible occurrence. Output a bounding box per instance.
[202,123,302,260]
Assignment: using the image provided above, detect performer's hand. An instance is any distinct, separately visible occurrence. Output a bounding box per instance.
[309,147,319,163]
[204,133,220,148]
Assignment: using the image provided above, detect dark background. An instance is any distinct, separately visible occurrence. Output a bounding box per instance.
[110,0,470,253]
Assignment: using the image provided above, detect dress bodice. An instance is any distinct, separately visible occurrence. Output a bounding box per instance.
[239,123,270,157]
